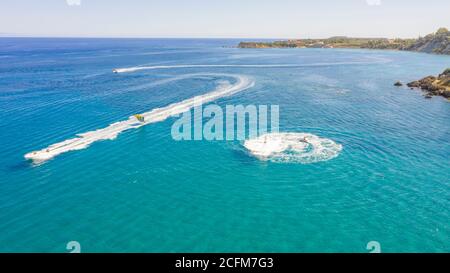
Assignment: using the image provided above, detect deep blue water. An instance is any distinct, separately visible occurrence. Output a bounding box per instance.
[0,38,449,252]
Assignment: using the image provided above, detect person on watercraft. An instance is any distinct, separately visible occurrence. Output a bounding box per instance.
[134,114,145,122]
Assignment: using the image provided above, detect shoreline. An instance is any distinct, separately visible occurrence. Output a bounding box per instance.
[237,44,450,56]
[238,28,450,55]
[235,46,450,56]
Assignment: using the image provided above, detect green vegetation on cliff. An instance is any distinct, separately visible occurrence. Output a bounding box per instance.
[238,28,450,55]
[404,28,450,54]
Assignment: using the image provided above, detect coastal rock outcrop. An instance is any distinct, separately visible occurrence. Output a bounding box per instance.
[407,68,450,99]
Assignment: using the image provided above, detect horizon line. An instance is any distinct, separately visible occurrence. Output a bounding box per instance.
[0,35,422,40]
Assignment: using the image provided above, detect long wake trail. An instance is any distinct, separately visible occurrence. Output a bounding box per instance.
[25,60,377,163]
[25,72,254,163]
[113,59,389,73]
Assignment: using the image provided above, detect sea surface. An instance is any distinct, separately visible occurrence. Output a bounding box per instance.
[0,38,448,252]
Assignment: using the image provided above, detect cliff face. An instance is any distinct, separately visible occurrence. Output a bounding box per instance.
[405,28,450,54]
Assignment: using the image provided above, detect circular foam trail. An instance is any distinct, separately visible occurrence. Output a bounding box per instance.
[244,133,342,164]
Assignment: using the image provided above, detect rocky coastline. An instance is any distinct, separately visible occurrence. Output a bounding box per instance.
[402,69,450,100]
[238,28,450,55]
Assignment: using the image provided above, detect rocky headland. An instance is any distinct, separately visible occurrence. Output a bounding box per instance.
[405,69,450,99]
[238,28,450,55]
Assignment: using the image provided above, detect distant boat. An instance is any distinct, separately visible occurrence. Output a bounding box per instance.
[113,69,118,73]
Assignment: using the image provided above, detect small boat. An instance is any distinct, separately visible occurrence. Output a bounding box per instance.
[113,69,118,73]
[134,114,145,122]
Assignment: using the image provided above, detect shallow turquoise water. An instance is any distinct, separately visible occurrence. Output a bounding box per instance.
[0,38,449,252]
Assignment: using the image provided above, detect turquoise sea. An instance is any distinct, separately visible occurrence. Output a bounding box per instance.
[0,38,449,252]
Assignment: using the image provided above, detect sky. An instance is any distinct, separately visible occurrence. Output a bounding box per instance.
[0,0,449,38]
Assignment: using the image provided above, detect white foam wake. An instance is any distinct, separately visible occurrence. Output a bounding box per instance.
[25,74,254,163]
[115,64,298,73]
[113,60,389,73]
[244,133,342,164]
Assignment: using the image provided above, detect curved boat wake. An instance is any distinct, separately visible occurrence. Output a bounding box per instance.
[244,133,342,164]
[25,61,357,163]
[25,73,255,163]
